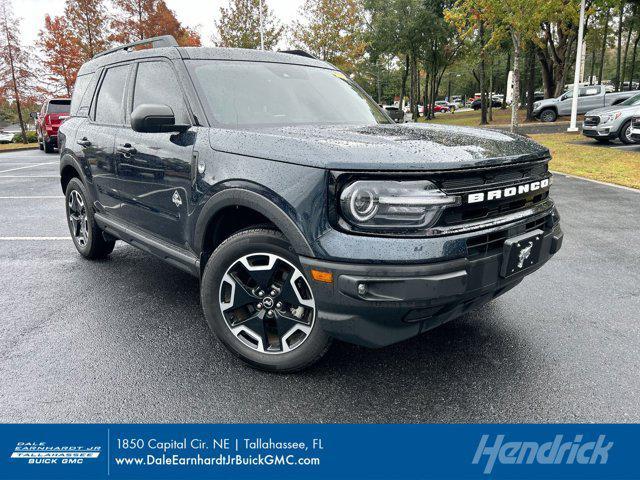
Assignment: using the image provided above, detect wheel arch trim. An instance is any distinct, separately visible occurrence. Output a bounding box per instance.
[59,153,89,193]
[194,188,314,257]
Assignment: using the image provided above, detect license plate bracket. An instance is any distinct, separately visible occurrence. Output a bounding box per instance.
[500,229,544,278]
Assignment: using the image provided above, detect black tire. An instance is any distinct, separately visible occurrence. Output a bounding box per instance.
[43,139,54,153]
[618,119,636,144]
[539,109,557,122]
[201,228,331,373]
[65,178,115,259]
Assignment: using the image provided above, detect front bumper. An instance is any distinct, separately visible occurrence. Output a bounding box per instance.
[582,125,618,139]
[300,222,563,348]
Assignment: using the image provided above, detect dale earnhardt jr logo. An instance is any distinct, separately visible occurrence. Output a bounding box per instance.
[10,442,101,465]
[467,178,550,204]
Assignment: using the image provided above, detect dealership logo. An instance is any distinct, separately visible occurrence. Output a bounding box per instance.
[10,442,101,465]
[472,434,613,474]
[467,178,550,204]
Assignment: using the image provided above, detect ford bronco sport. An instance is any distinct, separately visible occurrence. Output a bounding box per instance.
[58,36,563,372]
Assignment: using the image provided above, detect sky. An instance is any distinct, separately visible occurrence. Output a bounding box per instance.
[17,0,304,48]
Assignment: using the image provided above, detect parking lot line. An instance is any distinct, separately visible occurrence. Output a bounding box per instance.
[0,162,57,174]
[0,196,64,199]
[0,237,68,240]
[0,175,59,178]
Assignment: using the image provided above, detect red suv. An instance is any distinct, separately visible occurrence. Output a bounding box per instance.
[35,98,71,153]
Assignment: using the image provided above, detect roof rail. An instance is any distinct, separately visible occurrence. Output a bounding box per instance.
[279,49,318,60]
[93,35,179,59]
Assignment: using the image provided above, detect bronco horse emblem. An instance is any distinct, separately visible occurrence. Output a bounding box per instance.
[517,241,534,268]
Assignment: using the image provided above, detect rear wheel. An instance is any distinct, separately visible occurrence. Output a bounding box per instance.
[65,178,115,259]
[43,139,54,153]
[618,119,636,144]
[201,228,331,372]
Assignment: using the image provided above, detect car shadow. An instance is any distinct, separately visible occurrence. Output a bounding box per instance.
[83,243,539,422]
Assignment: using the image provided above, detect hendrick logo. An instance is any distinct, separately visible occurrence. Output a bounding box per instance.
[472,434,613,474]
[467,178,550,204]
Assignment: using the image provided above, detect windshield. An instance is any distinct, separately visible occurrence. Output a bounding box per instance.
[620,93,640,106]
[188,60,390,127]
[47,100,70,114]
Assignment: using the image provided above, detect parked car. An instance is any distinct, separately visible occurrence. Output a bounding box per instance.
[34,98,71,153]
[532,85,639,122]
[0,130,15,143]
[381,105,405,123]
[582,92,640,144]
[59,35,562,372]
[434,100,453,112]
[471,98,502,110]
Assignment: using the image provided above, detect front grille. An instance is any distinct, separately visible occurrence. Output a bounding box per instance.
[430,160,551,227]
[583,116,600,126]
[466,214,551,259]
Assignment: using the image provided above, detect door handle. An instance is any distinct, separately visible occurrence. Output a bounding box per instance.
[77,138,91,147]
[117,144,137,156]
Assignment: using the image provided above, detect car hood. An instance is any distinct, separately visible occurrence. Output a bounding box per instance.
[586,104,638,116]
[208,123,549,171]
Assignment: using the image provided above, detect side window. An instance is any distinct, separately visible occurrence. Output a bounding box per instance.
[579,86,600,97]
[71,73,98,117]
[133,61,190,124]
[94,65,130,125]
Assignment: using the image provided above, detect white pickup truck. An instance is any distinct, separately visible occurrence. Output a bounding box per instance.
[532,85,640,122]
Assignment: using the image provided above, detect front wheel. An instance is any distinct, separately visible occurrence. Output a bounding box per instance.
[539,109,557,122]
[618,119,637,144]
[201,229,331,372]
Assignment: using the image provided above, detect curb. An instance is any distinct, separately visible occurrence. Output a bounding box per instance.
[0,146,39,153]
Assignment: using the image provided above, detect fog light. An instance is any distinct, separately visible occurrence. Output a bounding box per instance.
[357,283,367,295]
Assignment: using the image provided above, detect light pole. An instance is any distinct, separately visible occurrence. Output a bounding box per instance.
[568,0,586,132]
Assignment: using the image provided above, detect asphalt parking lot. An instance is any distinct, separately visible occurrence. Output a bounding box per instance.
[0,149,639,423]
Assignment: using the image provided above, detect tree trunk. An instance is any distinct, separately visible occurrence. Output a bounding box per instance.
[488,58,494,122]
[503,50,511,108]
[629,33,640,89]
[2,17,28,144]
[598,8,611,85]
[526,44,536,121]
[615,2,624,91]
[375,62,382,104]
[511,33,521,133]
[621,15,633,90]
[479,20,488,125]
[589,35,596,85]
[399,54,409,109]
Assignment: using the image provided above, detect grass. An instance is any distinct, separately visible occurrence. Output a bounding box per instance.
[422,108,584,127]
[530,133,640,189]
[0,142,38,151]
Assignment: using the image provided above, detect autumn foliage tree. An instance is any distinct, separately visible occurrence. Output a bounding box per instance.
[214,0,283,49]
[110,0,201,46]
[64,0,111,59]
[37,15,82,96]
[290,0,366,73]
[0,0,32,143]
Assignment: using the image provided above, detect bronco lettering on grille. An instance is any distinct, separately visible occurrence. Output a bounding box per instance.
[467,178,550,204]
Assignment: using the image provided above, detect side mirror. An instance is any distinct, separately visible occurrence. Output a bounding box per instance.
[29,112,38,120]
[130,104,189,133]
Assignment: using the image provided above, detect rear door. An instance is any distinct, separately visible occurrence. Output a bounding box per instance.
[113,59,196,245]
[82,64,132,211]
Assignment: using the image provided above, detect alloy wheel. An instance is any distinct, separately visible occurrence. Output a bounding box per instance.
[219,252,316,354]
[68,190,89,248]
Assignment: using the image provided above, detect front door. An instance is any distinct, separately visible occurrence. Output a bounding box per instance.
[113,59,196,246]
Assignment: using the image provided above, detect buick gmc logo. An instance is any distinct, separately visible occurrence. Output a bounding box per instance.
[467,178,550,204]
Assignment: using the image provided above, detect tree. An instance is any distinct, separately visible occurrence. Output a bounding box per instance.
[64,0,111,59]
[214,0,283,49]
[111,0,201,46]
[36,15,82,96]
[0,0,31,143]
[291,0,366,73]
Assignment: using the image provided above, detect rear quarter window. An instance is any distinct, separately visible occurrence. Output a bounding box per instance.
[70,73,97,116]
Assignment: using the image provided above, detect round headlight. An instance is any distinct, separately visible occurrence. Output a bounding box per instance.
[349,188,378,221]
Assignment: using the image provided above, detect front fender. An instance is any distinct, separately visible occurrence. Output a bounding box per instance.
[193,186,314,257]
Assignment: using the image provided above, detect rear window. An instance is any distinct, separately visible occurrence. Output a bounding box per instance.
[47,100,71,114]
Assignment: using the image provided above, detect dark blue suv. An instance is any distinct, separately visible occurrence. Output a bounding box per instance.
[59,36,563,372]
